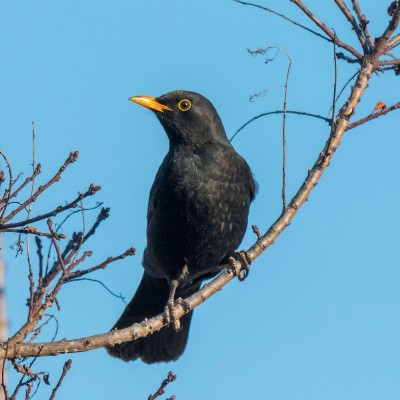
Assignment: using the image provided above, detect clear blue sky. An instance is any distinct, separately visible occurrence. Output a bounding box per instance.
[1,1,399,399]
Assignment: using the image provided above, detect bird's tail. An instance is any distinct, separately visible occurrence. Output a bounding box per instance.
[106,272,201,364]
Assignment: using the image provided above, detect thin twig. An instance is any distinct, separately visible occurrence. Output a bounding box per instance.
[69,200,86,267]
[331,31,338,136]
[7,165,41,202]
[334,70,359,108]
[1,228,65,239]
[246,45,292,209]
[65,278,126,302]
[1,151,79,224]
[279,48,292,210]
[24,384,32,400]
[43,207,110,286]
[348,101,400,129]
[27,314,58,344]
[230,110,330,142]
[35,236,44,296]
[378,58,400,66]
[351,0,374,49]
[48,360,72,400]
[336,52,360,64]
[388,32,400,47]
[47,219,66,273]
[290,0,363,59]
[0,183,101,230]
[43,202,103,276]
[148,371,177,400]
[26,123,37,321]
[233,0,330,43]
[334,0,368,52]
[0,151,13,220]
[64,247,136,282]
[10,356,45,400]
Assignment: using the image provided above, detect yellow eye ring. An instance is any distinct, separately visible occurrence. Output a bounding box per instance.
[178,99,192,112]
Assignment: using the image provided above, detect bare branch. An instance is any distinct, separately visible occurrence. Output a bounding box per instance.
[373,4,400,56]
[47,219,66,272]
[336,52,360,64]
[328,31,338,150]
[230,110,330,142]
[42,207,110,288]
[351,0,374,49]
[0,151,13,220]
[280,48,292,210]
[64,247,136,282]
[148,371,177,400]
[0,184,101,231]
[290,0,363,59]
[334,0,368,52]
[378,58,400,66]
[1,151,79,225]
[348,101,400,129]
[7,165,42,202]
[1,228,65,240]
[388,32,400,47]
[233,0,330,43]
[0,239,7,399]
[49,360,72,400]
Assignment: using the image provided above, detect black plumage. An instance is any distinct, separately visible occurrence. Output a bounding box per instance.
[107,90,256,363]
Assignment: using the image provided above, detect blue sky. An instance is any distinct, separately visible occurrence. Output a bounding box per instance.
[1,1,399,399]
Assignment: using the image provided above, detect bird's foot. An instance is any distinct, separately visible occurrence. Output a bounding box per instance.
[229,250,252,281]
[164,297,190,332]
[164,298,186,331]
[164,301,181,332]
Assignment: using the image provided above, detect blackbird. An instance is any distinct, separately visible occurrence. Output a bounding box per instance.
[107,90,256,363]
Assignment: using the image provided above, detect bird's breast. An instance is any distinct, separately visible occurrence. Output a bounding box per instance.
[144,143,253,282]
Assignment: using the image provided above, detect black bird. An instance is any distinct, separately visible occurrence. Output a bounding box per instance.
[107,90,256,363]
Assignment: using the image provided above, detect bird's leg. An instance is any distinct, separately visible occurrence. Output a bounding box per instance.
[165,280,181,332]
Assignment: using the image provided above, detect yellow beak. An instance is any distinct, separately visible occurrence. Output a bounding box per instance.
[129,96,172,113]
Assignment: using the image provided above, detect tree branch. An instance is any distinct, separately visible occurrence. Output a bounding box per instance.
[0,151,79,225]
[48,360,72,400]
[348,101,400,129]
[230,110,330,142]
[233,0,330,43]
[0,54,378,360]
[0,184,101,230]
[351,0,374,49]
[334,0,368,52]
[290,0,363,59]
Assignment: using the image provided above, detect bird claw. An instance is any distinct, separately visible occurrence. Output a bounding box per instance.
[229,250,251,281]
[165,297,189,332]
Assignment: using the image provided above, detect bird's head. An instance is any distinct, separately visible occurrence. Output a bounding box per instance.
[130,90,230,148]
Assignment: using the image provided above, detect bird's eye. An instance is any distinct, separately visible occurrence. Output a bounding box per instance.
[178,99,192,112]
